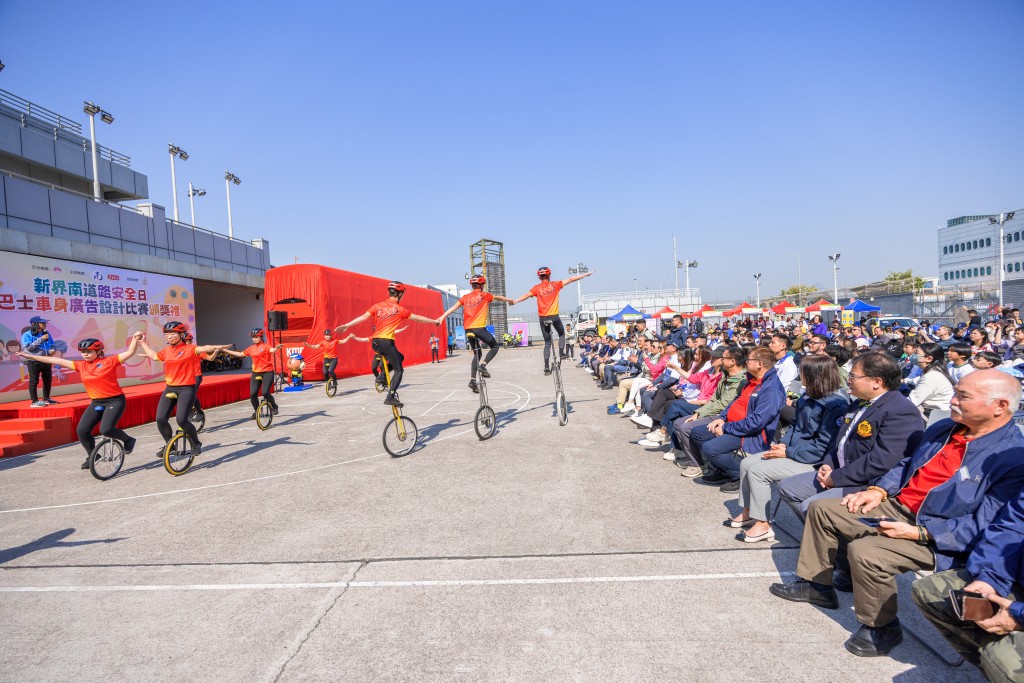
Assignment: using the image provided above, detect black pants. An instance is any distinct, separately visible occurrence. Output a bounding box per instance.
[249,372,279,411]
[431,347,439,362]
[193,375,204,414]
[27,361,52,402]
[467,328,499,378]
[539,315,566,366]
[156,384,199,443]
[77,395,130,456]
[371,338,404,393]
[324,357,338,382]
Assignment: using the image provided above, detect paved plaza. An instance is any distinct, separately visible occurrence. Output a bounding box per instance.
[0,349,980,682]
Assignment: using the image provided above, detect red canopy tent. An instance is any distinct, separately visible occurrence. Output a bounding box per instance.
[805,298,840,312]
[770,300,795,315]
[651,306,677,319]
[263,264,445,381]
[722,301,754,316]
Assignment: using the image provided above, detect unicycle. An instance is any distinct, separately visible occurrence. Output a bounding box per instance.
[379,356,418,456]
[326,377,338,397]
[163,428,199,476]
[89,438,125,481]
[544,321,569,426]
[256,399,274,430]
[468,334,496,440]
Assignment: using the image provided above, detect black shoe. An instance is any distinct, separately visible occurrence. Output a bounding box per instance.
[833,570,854,593]
[768,579,839,610]
[81,459,90,470]
[844,620,903,657]
[123,437,137,455]
[478,365,491,378]
[251,412,257,420]
[695,470,731,486]
[156,446,166,459]
[271,406,279,415]
[718,479,740,493]
[191,441,203,456]
[544,367,551,375]
[384,394,404,407]
[468,379,479,393]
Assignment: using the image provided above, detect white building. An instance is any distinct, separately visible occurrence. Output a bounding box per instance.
[938,210,1022,287]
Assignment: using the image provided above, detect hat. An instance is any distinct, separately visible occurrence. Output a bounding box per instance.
[29,315,49,324]
[710,347,727,358]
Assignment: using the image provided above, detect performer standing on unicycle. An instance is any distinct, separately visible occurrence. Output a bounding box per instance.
[221,328,283,419]
[304,330,355,385]
[436,274,516,393]
[513,267,595,374]
[334,281,438,407]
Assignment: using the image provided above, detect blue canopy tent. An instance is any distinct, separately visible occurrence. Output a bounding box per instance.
[844,299,881,312]
[607,305,651,321]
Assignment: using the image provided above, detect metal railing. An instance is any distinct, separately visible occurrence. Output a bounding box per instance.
[0,88,131,167]
[580,287,700,303]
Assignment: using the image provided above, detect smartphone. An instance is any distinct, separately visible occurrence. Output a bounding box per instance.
[858,517,897,527]
[949,589,997,621]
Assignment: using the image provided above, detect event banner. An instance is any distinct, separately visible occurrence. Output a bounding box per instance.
[0,252,196,399]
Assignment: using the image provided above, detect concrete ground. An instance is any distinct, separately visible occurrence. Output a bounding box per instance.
[0,348,980,682]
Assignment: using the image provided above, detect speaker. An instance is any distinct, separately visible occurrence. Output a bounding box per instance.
[267,310,288,331]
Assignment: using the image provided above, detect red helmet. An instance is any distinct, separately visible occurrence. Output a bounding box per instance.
[537,266,551,278]
[469,275,486,287]
[250,328,265,338]
[163,321,189,334]
[183,333,194,344]
[387,281,406,294]
[77,338,104,352]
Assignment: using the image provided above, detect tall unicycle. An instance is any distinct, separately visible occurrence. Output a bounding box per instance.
[379,356,418,456]
[544,321,569,425]
[469,335,496,440]
[89,437,125,481]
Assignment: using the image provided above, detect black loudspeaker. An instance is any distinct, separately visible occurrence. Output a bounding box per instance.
[267,310,288,331]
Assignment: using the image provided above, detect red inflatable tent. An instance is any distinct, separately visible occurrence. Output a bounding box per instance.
[263,264,447,381]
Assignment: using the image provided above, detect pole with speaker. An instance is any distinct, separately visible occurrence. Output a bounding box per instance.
[267,311,288,388]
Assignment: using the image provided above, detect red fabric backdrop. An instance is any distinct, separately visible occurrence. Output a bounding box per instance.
[263,264,447,381]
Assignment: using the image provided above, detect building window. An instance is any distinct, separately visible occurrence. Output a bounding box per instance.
[943,246,947,254]
[975,268,980,276]
[1016,233,1021,242]
[943,272,948,280]
[954,244,959,252]
[974,240,979,249]
[962,242,967,250]
[986,238,992,247]
[987,266,992,275]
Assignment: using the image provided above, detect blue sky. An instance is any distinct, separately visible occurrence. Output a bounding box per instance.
[2,1,1022,305]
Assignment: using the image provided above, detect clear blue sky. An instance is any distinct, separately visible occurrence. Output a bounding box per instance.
[2,1,1022,304]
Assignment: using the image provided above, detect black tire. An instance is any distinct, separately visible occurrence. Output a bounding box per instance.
[231,357,243,369]
[189,406,206,433]
[326,378,337,397]
[213,358,225,372]
[275,375,286,393]
[164,431,196,476]
[382,415,418,457]
[556,391,568,426]
[89,438,125,481]
[256,400,273,431]
[474,405,497,440]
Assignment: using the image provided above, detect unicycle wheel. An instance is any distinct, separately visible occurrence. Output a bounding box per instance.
[189,406,206,433]
[474,405,497,441]
[374,380,386,393]
[89,438,125,481]
[164,431,197,476]
[556,391,568,426]
[326,378,337,397]
[382,416,418,457]
[256,401,274,431]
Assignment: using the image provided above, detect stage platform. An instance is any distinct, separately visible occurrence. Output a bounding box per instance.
[0,374,252,458]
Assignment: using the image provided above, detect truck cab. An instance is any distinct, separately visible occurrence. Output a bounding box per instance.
[573,310,599,339]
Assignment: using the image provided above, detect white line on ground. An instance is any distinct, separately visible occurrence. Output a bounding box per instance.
[0,571,794,593]
[421,390,458,416]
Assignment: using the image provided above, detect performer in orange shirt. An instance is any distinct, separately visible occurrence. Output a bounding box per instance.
[513,266,595,374]
[304,330,355,385]
[18,332,144,470]
[138,322,233,455]
[437,274,515,393]
[335,281,438,407]
[222,328,283,419]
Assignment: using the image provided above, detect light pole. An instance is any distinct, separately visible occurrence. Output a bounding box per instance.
[754,273,762,308]
[828,253,841,304]
[187,182,206,227]
[990,212,1015,309]
[168,144,189,222]
[568,263,589,308]
[225,171,241,238]
[83,102,113,201]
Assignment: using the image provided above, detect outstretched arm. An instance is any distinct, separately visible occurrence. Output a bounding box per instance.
[338,334,357,345]
[138,339,160,361]
[221,348,246,358]
[349,335,371,343]
[16,351,76,370]
[409,313,438,325]
[196,344,234,355]
[493,294,516,305]
[562,269,596,286]
[334,312,371,335]
[436,301,463,325]
[512,291,534,305]
[304,341,322,349]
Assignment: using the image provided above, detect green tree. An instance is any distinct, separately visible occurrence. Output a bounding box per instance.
[884,269,925,293]
[778,284,817,298]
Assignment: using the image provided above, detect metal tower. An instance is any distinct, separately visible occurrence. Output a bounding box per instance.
[469,238,508,336]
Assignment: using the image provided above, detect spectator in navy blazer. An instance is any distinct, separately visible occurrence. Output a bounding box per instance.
[779,352,925,519]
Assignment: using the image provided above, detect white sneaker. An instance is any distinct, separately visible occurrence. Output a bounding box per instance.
[620,405,637,416]
[637,438,664,448]
[663,450,678,461]
[644,430,665,443]
[679,466,703,477]
[30,400,47,408]
[630,414,653,428]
